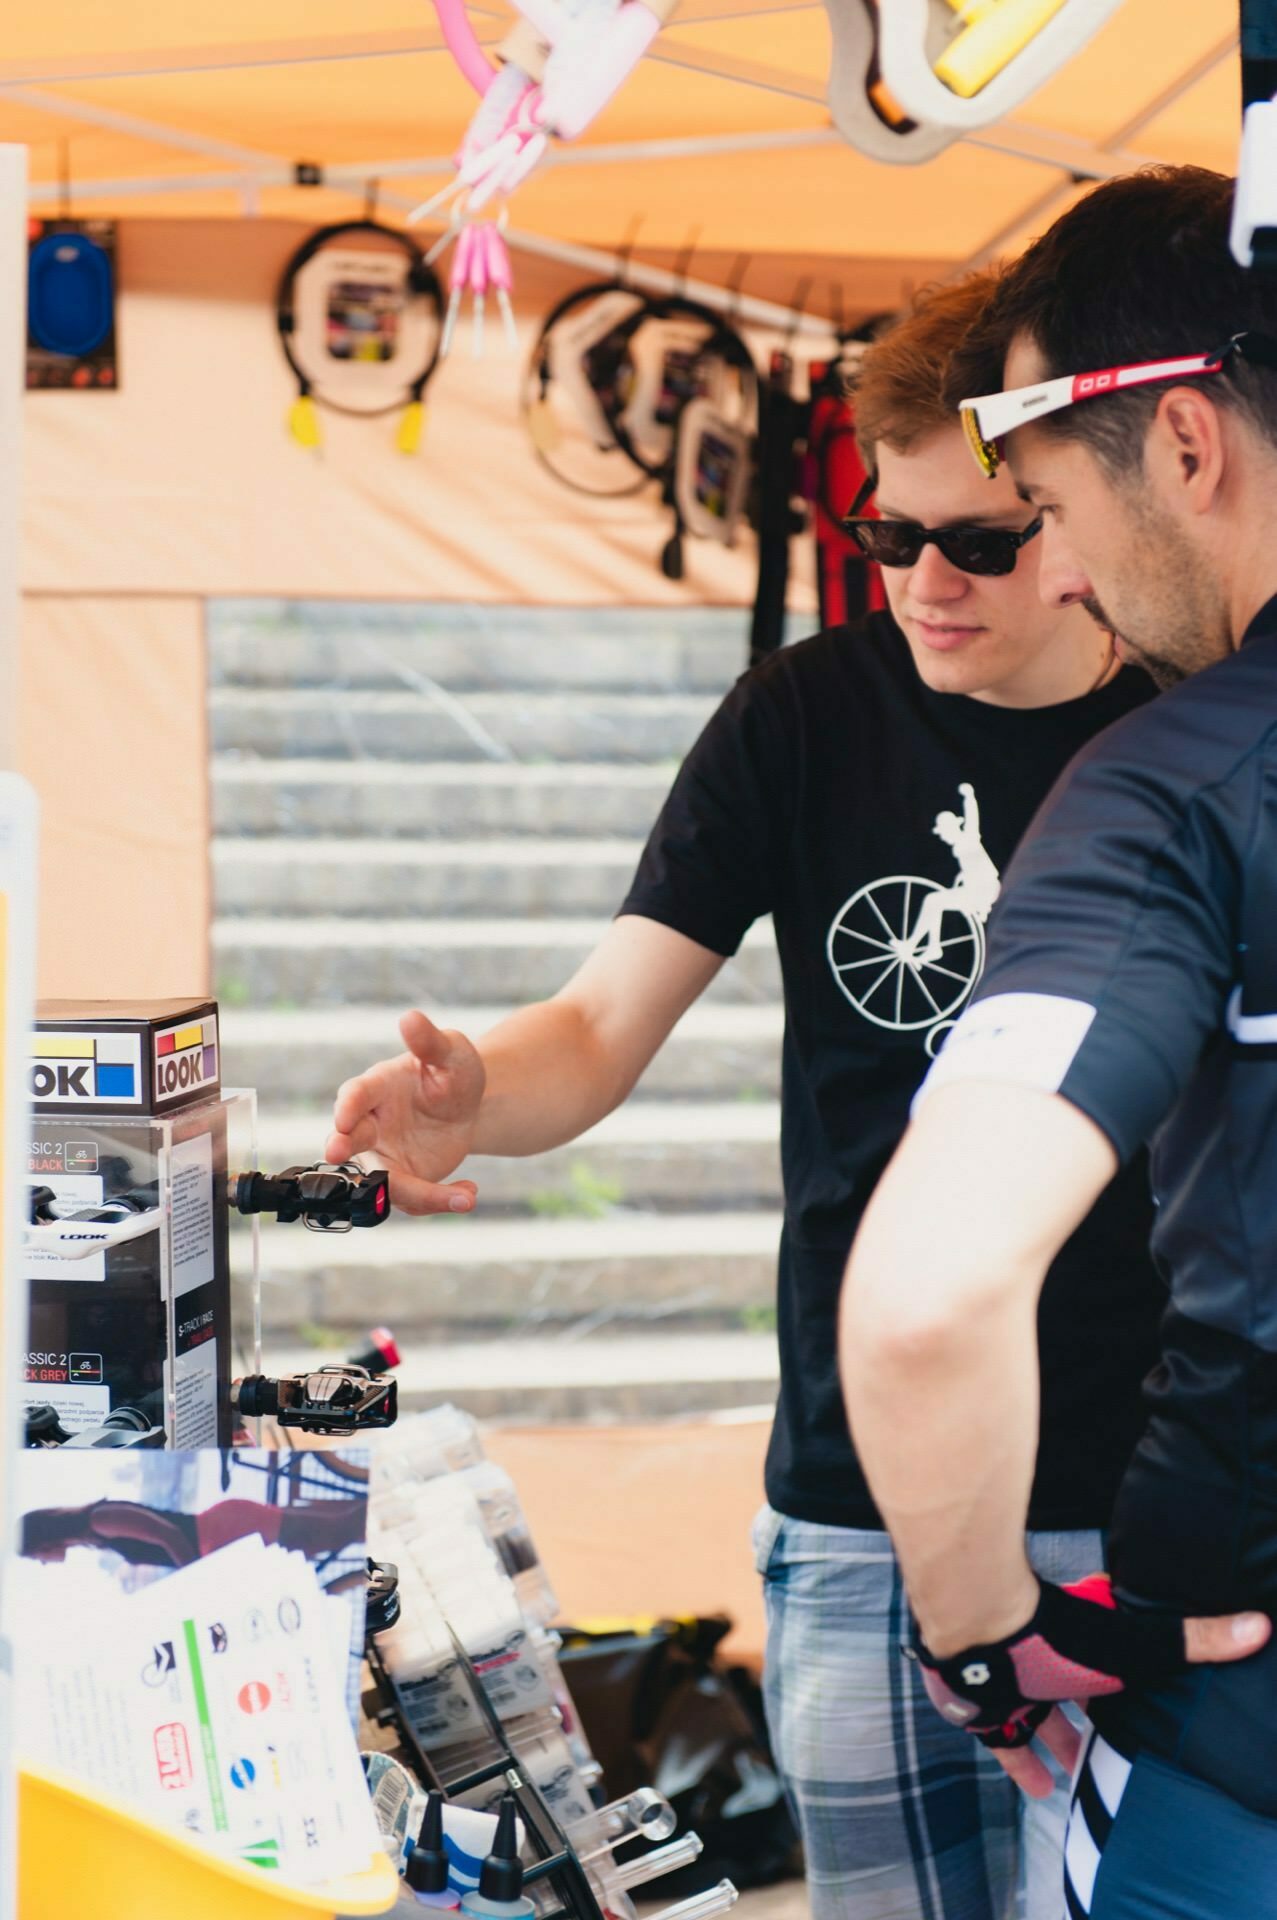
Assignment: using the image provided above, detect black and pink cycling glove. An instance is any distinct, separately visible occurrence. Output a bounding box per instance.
[912,1574,1187,1751]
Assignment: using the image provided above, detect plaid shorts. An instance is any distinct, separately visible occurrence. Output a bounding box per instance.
[754,1507,1101,1920]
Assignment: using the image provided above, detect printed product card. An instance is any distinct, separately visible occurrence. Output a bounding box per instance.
[7,1536,380,1883]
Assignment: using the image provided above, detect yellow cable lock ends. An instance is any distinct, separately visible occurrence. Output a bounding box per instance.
[935,0,1067,97]
[288,394,323,449]
[396,400,426,454]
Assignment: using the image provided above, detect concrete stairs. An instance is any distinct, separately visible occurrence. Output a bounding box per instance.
[211,600,783,1420]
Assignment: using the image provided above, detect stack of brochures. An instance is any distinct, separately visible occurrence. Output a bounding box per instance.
[7,1534,381,1882]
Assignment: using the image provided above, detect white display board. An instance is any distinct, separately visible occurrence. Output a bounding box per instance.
[0,143,31,1920]
[0,783,37,1920]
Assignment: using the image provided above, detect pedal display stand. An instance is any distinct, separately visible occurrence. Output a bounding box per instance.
[367,1627,610,1920]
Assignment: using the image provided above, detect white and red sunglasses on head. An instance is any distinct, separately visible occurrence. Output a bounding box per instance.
[959,329,1277,477]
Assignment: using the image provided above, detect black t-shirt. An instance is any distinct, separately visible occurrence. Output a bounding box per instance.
[917,593,1277,1811]
[622,612,1165,1531]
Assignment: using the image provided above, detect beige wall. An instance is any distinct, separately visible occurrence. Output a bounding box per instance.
[21,222,779,607]
[19,220,804,996]
[487,1417,769,1664]
[17,596,208,997]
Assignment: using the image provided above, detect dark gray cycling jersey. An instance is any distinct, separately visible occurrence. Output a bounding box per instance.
[920,591,1277,1816]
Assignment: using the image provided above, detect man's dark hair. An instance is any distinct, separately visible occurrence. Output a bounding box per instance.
[944,166,1277,476]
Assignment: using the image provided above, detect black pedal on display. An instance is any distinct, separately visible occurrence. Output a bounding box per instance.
[366,1558,402,1638]
[230,1363,398,1435]
[232,1162,390,1233]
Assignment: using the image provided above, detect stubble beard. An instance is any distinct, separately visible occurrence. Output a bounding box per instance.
[1081,502,1230,692]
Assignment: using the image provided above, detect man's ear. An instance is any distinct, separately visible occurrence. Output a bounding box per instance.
[1148,386,1226,513]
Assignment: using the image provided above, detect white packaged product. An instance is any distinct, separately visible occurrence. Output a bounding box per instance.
[374,1420,558,1628]
[372,1482,552,1741]
[372,1404,485,1492]
[439,1709,597,1830]
[457,1460,559,1626]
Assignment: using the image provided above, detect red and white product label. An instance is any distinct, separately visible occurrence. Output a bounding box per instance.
[154,1722,193,1790]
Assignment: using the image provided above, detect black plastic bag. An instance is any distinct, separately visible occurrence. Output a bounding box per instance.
[558,1615,800,1892]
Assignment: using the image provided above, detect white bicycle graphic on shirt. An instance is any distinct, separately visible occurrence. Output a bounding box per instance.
[826,783,1000,1051]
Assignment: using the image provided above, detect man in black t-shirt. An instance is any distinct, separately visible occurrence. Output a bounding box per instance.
[327,273,1164,1920]
[839,171,1277,1920]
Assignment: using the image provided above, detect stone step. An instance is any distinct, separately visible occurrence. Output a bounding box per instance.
[241,1209,781,1334]
[210,602,750,695]
[213,837,643,919]
[251,1101,783,1214]
[212,759,677,841]
[220,1003,783,1105]
[210,688,718,763]
[254,1330,779,1425]
[213,917,781,1009]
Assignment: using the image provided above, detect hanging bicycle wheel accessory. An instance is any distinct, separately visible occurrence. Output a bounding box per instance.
[276,219,445,452]
[521,278,652,498]
[605,293,758,580]
[26,217,118,392]
[524,279,758,577]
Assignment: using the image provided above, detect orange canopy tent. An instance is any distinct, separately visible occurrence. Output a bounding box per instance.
[0,0,1242,313]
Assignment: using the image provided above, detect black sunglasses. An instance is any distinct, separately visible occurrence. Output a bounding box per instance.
[841,475,1042,577]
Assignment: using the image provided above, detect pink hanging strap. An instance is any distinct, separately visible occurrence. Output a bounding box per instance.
[432,0,495,97]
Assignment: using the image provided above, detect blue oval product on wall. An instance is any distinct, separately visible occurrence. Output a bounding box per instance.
[28,229,114,357]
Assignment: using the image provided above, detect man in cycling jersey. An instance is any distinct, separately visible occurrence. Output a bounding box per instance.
[840,165,1277,1919]
[329,272,1165,1919]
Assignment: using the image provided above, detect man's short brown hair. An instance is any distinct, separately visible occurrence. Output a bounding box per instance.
[852,270,1004,469]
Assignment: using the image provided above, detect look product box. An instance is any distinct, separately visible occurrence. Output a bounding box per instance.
[25,998,238,1446]
[32,997,220,1117]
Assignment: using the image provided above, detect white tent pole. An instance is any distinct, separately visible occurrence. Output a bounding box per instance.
[3,84,285,170]
[646,39,1175,181]
[0,0,814,86]
[0,24,508,87]
[17,169,883,333]
[22,105,1152,211]
[967,122,1142,178]
[27,169,283,203]
[501,223,836,334]
[329,126,854,181]
[27,129,849,204]
[1105,28,1238,145]
[478,125,847,169]
[647,40,826,103]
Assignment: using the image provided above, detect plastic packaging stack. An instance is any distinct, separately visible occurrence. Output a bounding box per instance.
[373,1406,559,1623]
[369,1407,598,1810]
[368,1407,740,1920]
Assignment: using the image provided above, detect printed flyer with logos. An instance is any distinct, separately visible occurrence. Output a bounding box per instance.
[5,1446,377,1882]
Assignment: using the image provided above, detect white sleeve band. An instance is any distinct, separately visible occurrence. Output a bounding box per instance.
[912,992,1098,1117]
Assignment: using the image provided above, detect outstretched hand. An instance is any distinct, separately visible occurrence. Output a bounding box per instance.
[325,1009,487,1216]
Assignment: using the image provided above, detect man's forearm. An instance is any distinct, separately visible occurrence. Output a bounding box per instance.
[842,1251,1040,1655]
[840,1083,1118,1657]
[469,996,634,1157]
[467,915,723,1160]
